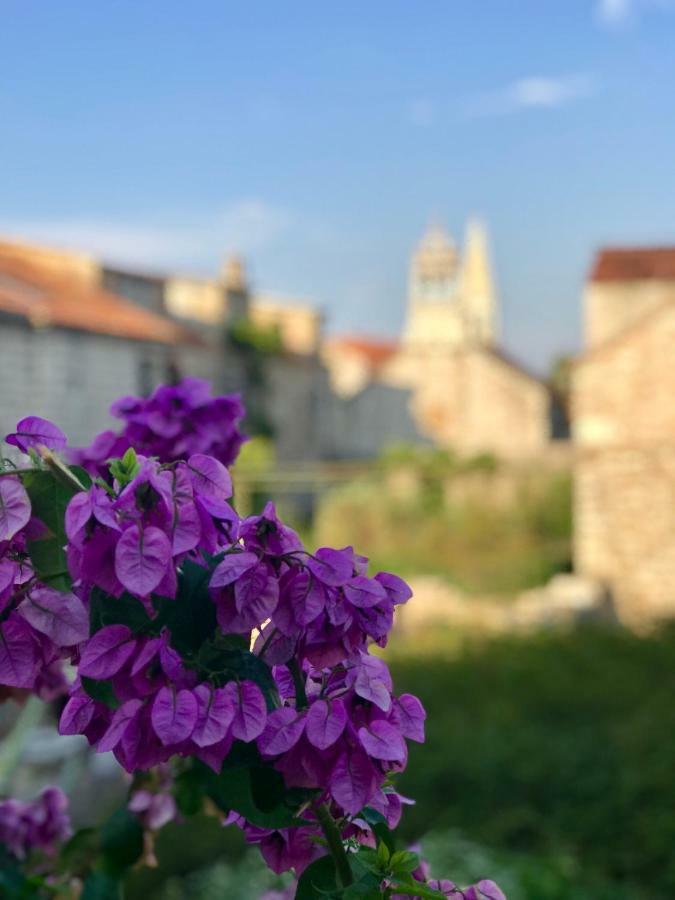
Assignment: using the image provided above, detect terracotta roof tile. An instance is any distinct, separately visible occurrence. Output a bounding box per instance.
[0,240,198,345]
[590,247,675,283]
[326,336,399,367]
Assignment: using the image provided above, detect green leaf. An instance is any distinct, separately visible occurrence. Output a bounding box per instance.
[295,854,340,900]
[25,536,71,591]
[81,676,119,710]
[100,809,144,873]
[173,769,204,817]
[81,871,122,900]
[390,850,420,876]
[0,846,30,898]
[22,469,77,536]
[57,827,100,876]
[153,559,217,657]
[386,875,449,899]
[359,806,388,828]
[22,469,83,591]
[376,840,391,869]
[342,882,382,900]
[108,449,140,487]
[196,760,305,829]
[89,588,151,636]
[193,636,279,709]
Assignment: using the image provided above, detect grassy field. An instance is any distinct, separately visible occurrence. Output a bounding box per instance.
[313,465,572,595]
[390,624,675,899]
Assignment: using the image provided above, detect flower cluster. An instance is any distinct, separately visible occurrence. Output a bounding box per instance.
[71,377,246,477]
[0,787,71,860]
[0,385,504,899]
[0,417,88,698]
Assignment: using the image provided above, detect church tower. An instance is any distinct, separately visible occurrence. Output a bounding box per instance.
[459,218,498,346]
[402,219,498,349]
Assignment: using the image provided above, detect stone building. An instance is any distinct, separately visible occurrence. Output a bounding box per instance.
[573,247,675,624]
[0,239,195,446]
[323,221,562,460]
[103,251,332,463]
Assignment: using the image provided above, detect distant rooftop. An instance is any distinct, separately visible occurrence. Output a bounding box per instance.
[0,239,195,345]
[590,247,675,283]
[325,335,399,367]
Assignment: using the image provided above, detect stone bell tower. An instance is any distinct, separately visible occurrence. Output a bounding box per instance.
[403,219,498,349]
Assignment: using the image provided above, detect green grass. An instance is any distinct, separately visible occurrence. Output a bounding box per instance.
[390,624,675,899]
[313,471,572,595]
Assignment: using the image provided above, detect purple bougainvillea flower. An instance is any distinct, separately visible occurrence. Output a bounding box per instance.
[64,492,93,547]
[210,551,259,589]
[0,478,31,542]
[349,653,393,712]
[59,694,96,735]
[18,587,88,647]
[79,625,137,680]
[114,524,172,596]
[329,748,377,815]
[227,680,267,742]
[343,575,387,609]
[258,707,306,756]
[6,417,67,454]
[97,699,143,753]
[239,502,303,555]
[192,683,235,747]
[0,787,71,859]
[392,694,426,743]
[358,720,407,763]
[460,882,506,900]
[187,453,232,499]
[305,548,353,587]
[305,698,347,750]
[375,571,413,605]
[234,564,279,628]
[151,687,198,745]
[130,637,162,677]
[170,501,202,554]
[0,612,40,688]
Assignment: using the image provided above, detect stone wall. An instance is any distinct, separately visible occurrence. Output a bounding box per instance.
[383,346,553,459]
[0,319,168,447]
[573,300,675,624]
[584,279,675,349]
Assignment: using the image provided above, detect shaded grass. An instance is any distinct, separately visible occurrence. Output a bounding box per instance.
[390,624,675,899]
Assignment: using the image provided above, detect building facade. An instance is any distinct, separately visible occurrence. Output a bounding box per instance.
[323,221,560,460]
[574,247,675,624]
[0,240,194,447]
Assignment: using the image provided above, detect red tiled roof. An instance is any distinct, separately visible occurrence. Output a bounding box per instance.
[326,336,399,367]
[0,240,197,345]
[590,247,675,283]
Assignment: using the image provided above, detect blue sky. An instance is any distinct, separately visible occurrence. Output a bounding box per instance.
[2,0,675,371]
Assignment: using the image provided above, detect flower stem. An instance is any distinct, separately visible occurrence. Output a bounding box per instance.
[314,802,353,889]
[289,658,308,710]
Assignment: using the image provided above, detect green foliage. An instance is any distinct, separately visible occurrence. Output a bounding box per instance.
[228,319,283,356]
[185,757,311,830]
[99,809,144,873]
[109,449,141,487]
[22,468,87,591]
[314,469,572,594]
[390,625,675,899]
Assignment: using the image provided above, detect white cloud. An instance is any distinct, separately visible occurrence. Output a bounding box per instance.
[596,0,633,25]
[408,98,435,127]
[595,0,675,26]
[0,200,293,273]
[465,73,596,117]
